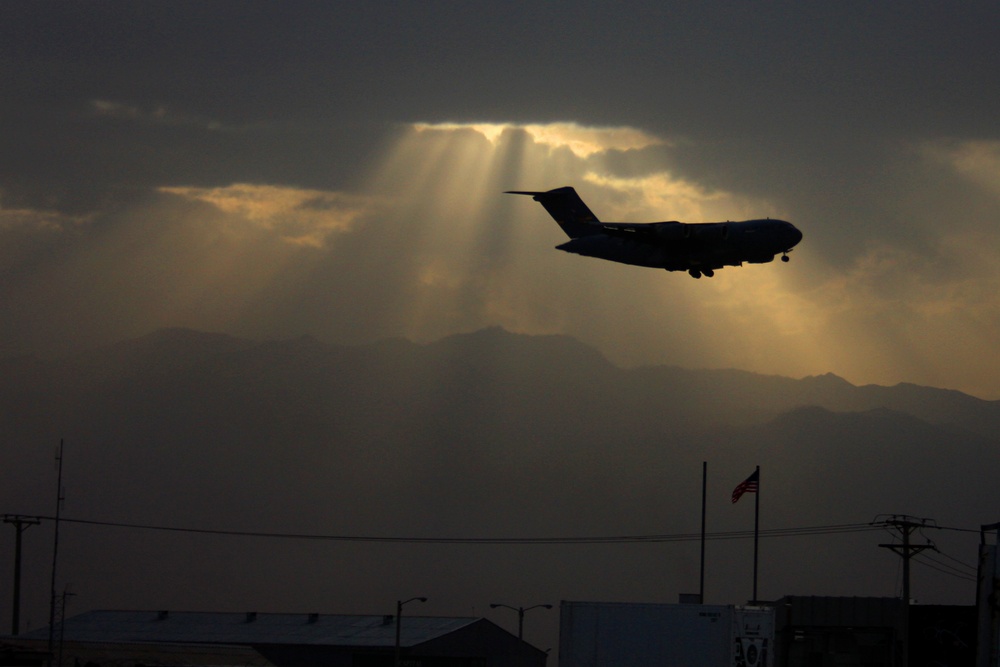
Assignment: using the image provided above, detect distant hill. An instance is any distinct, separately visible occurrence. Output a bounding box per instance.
[0,327,996,647]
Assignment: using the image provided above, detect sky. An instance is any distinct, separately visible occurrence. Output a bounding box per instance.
[3,2,1000,398]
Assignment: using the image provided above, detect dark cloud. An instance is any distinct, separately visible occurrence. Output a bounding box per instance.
[2,1,1000,397]
[5,4,998,189]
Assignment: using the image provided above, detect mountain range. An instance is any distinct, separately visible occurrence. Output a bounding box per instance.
[1,327,997,651]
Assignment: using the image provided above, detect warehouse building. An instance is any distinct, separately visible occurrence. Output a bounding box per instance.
[775,596,975,667]
[9,610,547,667]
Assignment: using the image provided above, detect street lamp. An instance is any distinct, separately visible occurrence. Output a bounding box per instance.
[489,603,553,641]
[395,597,427,667]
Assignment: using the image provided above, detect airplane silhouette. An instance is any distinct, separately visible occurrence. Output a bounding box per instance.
[507,186,802,278]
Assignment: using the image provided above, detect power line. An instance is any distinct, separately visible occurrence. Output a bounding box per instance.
[930,548,978,573]
[11,514,883,545]
[934,524,981,534]
[912,553,977,583]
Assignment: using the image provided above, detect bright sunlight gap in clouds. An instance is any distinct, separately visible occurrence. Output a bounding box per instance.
[3,120,999,399]
[135,122,998,398]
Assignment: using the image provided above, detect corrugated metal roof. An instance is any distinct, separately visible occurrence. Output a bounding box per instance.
[9,638,276,667]
[18,611,480,648]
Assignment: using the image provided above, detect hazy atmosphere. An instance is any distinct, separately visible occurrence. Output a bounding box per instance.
[3,2,1000,659]
[3,2,1000,398]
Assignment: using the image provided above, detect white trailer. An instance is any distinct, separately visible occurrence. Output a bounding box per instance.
[559,601,774,667]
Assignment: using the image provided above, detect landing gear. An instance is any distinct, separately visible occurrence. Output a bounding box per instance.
[688,268,714,279]
[688,269,701,279]
[703,269,714,277]
[781,251,790,262]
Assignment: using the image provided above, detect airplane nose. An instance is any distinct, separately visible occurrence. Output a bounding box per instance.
[786,223,803,247]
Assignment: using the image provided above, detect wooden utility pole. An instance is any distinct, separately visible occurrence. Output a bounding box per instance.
[878,515,935,667]
[47,440,65,667]
[4,515,40,635]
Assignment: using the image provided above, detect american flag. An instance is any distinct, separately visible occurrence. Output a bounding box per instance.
[731,469,759,503]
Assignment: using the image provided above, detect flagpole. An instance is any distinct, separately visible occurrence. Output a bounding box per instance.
[752,465,760,603]
[700,461,707,604]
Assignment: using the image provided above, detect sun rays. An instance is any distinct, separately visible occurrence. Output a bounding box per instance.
[366,121,1000,396]
[4,119,999,397]
[359,121,827,375]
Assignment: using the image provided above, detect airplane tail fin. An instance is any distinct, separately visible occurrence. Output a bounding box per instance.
[505,186,600,238]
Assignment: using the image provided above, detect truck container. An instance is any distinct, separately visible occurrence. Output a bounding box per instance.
[559,600,774,667]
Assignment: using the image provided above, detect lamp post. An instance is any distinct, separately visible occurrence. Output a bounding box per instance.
[394,597,427,667]
[489,603,553,641]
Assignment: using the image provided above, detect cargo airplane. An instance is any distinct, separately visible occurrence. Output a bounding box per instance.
[506,186,802,278]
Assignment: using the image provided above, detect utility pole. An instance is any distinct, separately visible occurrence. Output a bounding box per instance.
[47,440,66,667]
[978,523,1000,667]
[4,515,41,635]
[878,515,935,667]
[700,461,707,604]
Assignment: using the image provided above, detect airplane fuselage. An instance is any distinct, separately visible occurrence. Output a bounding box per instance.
[557,218,802,271]
[507,187,803,278]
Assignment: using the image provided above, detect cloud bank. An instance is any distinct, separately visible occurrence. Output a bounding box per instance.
[1,3,999,398]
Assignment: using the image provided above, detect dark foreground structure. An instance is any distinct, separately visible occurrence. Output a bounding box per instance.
[6,610,547,667]
[775,597,975,667]
[557,597,975,667]
[559,601,774,667]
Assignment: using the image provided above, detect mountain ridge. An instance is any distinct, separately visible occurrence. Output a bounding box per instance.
[1,325,996,636]
[5,325,997,440]
[57,326,1000,415]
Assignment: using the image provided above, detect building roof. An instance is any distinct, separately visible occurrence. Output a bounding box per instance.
[17,611,481,648]
[6,639,276,667]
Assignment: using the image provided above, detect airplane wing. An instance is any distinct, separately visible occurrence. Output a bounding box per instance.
[598,221,687,242]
